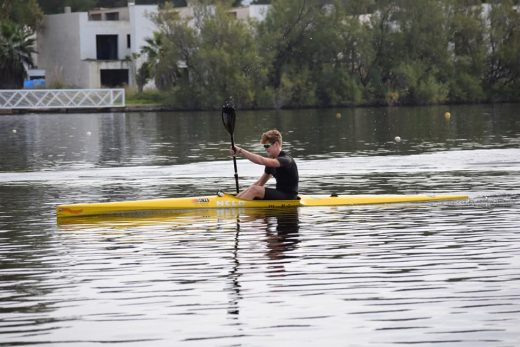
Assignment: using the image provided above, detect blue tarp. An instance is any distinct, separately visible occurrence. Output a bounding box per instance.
[24,79,46,88]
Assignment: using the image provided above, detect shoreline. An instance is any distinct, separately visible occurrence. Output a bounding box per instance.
[1,101,516,115]
[0,104,173,115]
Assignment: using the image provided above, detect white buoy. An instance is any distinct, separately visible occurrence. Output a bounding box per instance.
[86,131,92,136]
[394,136,401,143]
[12,129,17,134]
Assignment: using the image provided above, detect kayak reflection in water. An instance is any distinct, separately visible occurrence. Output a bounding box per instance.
[230,129,299,201]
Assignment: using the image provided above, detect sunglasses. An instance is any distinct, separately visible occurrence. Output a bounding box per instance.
[263,143,274,149]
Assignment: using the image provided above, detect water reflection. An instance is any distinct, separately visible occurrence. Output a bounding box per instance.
[232,208,300,318]
[1,104,520,171]
[58,207,300,320]
[227,217,242,317]
[2,196,520,345]
[264,209,300,262]
[58,207,301,271]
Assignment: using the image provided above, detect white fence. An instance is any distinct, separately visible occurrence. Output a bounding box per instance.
[0,89,125,110]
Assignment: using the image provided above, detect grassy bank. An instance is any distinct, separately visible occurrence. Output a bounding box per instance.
[125,88,169,106]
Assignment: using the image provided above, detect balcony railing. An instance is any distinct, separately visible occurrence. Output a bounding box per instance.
[0,89,125,110]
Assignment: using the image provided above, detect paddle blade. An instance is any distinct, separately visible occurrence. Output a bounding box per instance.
[221,98,236,135]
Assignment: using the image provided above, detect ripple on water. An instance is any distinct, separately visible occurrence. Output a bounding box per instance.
[1,161,520,345]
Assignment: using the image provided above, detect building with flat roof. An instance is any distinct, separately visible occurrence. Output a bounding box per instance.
[36,4,156,89]
[35,3,270,89]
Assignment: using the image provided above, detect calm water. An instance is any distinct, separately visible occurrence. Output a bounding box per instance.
[1,105,519,346]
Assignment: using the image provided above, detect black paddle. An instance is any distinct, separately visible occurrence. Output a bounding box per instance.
[222,97,240,194]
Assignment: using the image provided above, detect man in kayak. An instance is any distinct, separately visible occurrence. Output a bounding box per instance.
[230,129,299,200]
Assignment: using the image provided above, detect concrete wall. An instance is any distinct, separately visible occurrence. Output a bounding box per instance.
[249,5,270,21]
[80,15,131,61]
[38,12,85,87]
[38,7,137,88]
[38,11,131,88]
[233,5,269,21]
[129,4,157,55]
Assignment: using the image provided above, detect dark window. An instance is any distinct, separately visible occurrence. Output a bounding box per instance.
[89,13,102,21]
[105,12,119,20]
[127,34,131,48]
[96,35,118,60]
[100,69,128,87]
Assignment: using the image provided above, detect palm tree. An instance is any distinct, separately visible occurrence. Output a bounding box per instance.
[0,22,36,89]
[140,31,166,89]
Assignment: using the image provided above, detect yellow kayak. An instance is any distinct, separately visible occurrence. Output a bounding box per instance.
[56,192,468,219]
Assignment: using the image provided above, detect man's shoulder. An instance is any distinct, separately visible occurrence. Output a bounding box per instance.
[277,151,295,166]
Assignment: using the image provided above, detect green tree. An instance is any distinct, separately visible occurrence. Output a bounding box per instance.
[358,2,398,104]
[446,0,486,102]
[38,0,145,14]
[484,0,520,101]
[29,0,517,107]
[140,31,176,90]
[340,0,377,15]
[0,0,43,28]
[95,0,127,7]
[0,0,41,89]
[386,0,451,104]
[301,2,366,106]
[170,0,187,7]
[152,3,198,101]
[135,61,151,93]
[310,2,370,107]
[195,3,262,108]
[256,0,332,107]
[153,1,262,109]
[0,22,36,89]
[37,0,95,14]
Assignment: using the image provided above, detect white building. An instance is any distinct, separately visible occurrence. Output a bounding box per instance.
[36,4,156,89]
[35,3,270,89]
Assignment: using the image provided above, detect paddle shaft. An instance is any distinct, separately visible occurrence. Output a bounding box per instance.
[221,98,239,194]
[230,135,240,194]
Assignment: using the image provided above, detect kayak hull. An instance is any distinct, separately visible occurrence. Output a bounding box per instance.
[56,193,468,219]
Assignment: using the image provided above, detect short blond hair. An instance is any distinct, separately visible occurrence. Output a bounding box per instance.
[261,129,282,145]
